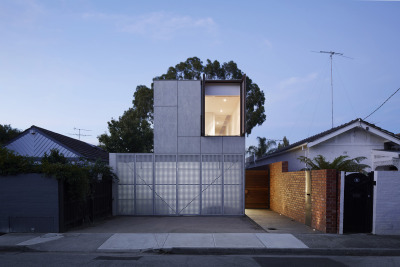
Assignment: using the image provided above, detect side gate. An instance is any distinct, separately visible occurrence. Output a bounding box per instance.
[343,172,374,233]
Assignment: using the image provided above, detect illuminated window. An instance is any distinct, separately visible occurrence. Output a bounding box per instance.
[202,78,245,136]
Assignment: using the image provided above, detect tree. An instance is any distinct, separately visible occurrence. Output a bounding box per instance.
[298,155,370,173]
[247,137,276,159]
[155,57,266,135]
[277,136,290,149]
[98,85,153,153]
[0,124,21,146]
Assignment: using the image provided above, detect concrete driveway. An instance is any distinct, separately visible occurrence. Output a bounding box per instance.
[68,215,265,233]
[245,209,320,234]
[68,209,318,234]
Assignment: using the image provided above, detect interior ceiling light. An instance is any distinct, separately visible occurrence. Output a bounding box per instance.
[216,122,219,125]
[223,98,227,102]
[220,109,223,112]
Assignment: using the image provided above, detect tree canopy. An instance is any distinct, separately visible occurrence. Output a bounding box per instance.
[98,85,153,153]
[247,137,276,159]
[0,124,21,146]
[277,136,290,149]
[298,155,370,173]
[98,57,266,152]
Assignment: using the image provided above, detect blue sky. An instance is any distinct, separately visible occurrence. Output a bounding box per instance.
[1,0,399,149]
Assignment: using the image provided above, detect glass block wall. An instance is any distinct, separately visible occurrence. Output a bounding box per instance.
[114,153,244,215]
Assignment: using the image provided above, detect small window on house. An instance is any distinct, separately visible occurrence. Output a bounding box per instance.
[202,77,246,136]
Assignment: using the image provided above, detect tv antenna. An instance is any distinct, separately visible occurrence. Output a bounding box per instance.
[312,50,352,128]
[68,127,92,140]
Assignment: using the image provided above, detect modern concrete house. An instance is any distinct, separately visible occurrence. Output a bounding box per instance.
[246,118,400,172]
[110,77,247,216]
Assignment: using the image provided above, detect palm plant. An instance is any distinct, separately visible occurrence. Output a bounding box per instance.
[298,155,370,173]
[247,137,276,159]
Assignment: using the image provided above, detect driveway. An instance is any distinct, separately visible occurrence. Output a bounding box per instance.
[68,215,266,233]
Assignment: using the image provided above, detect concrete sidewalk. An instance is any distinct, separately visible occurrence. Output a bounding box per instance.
[1,232,400,256]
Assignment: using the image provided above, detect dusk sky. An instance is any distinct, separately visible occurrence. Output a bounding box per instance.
[1,0,399,149]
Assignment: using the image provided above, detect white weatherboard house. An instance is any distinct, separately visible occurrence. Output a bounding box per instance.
[110,77,247,216]
[247,118,400,172]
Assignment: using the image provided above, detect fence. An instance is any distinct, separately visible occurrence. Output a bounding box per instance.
[59,179,112,232]
[112,153,244,216]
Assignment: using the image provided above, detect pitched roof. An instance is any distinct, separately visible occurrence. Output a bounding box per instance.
[255,118,400,162]
[5,125,108,162]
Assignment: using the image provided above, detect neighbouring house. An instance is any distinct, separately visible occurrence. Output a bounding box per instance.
[1,126,111,233]
[246,118,400,172]
[4,125,108,162]
[110,77,247,216]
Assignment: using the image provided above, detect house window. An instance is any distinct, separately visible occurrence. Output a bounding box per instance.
[202,77,246,136]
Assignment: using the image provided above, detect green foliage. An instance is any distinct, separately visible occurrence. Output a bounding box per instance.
[0,148,117,201]
[277,136,290,149]
[247,137,276,159]
[98,108,153,153]
[0,147,38,175]
[154,57,266,136]
[98,85,154,153]
[0,124,21,146]
[298,154,370,173]
[40,149,117,201]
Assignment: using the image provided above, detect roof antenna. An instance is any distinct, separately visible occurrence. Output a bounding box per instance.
[68,127,92,140]
[312,51,352,128]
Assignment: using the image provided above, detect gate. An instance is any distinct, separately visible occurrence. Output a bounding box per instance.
[115,153,244,216]
[343,172,374,233]
[245,170,269,209]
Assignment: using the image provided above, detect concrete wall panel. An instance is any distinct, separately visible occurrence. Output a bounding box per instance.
[201,137,223,154]
[178,137,201,154]
[154,80,177,107]
[178,81,201,137]
[154,106,177,153]
[222,137,245,154]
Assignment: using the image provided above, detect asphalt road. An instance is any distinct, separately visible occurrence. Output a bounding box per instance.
[1,252,400,267]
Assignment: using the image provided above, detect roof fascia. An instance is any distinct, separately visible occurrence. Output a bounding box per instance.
[3,129,30,147]
[308,121,362,148]
[255,143,307,162]
[308,121,400,148]
[367,125,400,145]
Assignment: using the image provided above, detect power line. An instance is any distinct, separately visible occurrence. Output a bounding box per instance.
[363,87,400,120]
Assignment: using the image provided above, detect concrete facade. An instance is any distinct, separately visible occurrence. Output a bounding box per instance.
[112,80,246,216]
[154,80,245,155]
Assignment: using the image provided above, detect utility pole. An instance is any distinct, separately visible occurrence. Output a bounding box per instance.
[313,51,352,128]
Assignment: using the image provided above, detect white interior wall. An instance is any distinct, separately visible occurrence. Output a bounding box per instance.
[205,112,215,136]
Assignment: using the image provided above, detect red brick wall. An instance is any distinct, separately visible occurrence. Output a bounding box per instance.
[268,161,339,233]
[269,162,306,224]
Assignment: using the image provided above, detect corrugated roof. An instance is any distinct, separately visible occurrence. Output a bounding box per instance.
[255,118,400,162]
[5,125,108,162]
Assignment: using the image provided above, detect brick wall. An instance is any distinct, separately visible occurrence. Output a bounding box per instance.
[269,161,306,224]
[269,161,339,233]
